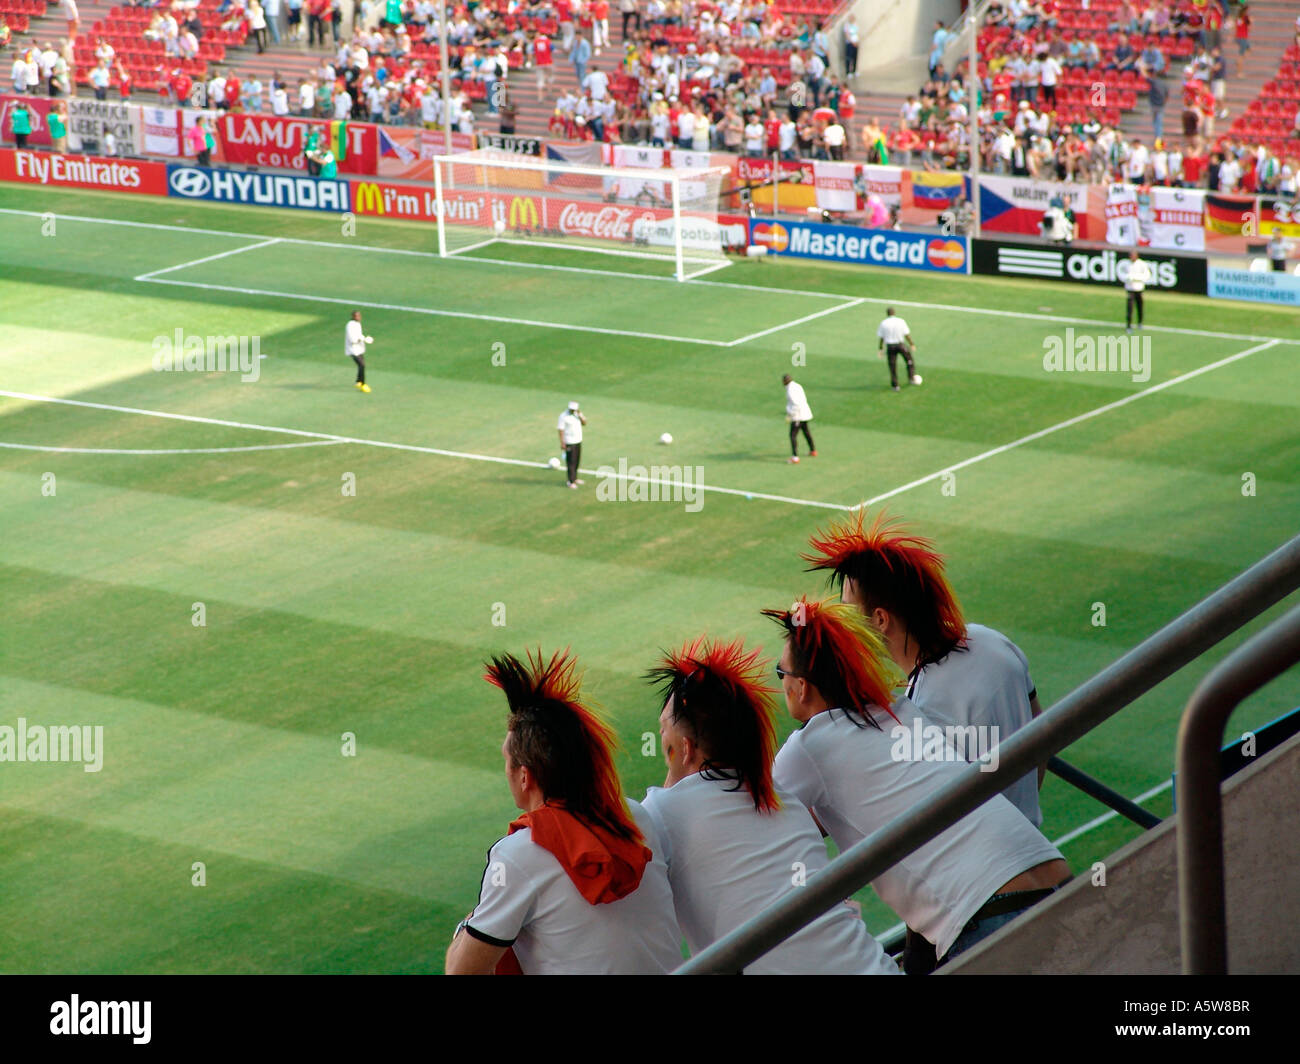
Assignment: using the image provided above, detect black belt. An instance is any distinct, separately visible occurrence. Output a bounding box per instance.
[967,886,1059,927]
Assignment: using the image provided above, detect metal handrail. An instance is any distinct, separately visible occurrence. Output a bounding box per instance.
[675,534,1300,973]
[1047,756,1162,829]
[1176,606,1300,975]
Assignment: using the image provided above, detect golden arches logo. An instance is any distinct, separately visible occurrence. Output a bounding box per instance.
[508,196,540,229]
[354,182,385,215]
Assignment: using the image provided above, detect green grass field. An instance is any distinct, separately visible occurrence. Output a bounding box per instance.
[1,184,1297,973]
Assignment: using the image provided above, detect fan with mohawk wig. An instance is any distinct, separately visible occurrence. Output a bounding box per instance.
[762,598,901,729]
[802,510,966,667]
[484,648,643,845]
[644,636,780,813]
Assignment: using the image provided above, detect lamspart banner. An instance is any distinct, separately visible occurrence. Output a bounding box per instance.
[214,113,378,175]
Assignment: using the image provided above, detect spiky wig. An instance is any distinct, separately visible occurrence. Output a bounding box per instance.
[485,649,643,844]
[802,510,966,665]
[762,598,901,729]
[645,637,780,812]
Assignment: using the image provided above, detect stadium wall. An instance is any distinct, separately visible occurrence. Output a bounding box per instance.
[945,730,1300,974]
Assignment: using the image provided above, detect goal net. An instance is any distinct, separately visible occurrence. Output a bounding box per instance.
[432,149,733,281]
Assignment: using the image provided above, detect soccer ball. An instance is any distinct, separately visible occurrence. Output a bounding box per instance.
[912,375,923,386]
[494,219,507,236]
[547,456,562,469]
[659,433,673,445]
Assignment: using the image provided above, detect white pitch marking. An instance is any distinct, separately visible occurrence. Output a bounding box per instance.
[726,298,866,347]
[851,339,1281,510]
[133,238,282,281]
[1049,778,1173,849]
[134,277,737,347]
[0,390,850,508]
[0,440,344,455]
[4,209,1294,342]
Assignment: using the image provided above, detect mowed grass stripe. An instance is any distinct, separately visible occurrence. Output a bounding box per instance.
[0,810,459,973]
[0,678,511,904]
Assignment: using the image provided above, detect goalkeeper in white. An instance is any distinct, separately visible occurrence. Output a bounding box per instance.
[345,310,374,393]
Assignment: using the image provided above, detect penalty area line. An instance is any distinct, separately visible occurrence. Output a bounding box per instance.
[0,390,850,509]
[851,339,1280,510]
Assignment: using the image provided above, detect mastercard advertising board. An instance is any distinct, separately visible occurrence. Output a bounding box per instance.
[755,220,968,273]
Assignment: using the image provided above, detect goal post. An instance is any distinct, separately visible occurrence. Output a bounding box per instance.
[432,150,735,281]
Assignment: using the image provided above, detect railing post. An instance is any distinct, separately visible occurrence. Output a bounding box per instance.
[1175,606,1300,975]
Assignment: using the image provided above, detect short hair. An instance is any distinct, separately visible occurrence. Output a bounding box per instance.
[762,598,900,729]
[802,510,967,668]
[886,306,895,315]
[645,637,780,812]
[484,649,643,844]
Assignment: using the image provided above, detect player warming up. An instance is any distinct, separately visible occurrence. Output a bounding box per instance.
[877,308,920,392]
[782,374,816,463]
[557,401,587,489]
[1124,250,1151,332]
[345,310,373,392]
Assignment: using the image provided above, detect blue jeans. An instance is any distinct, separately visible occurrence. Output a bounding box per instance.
[943,909,1023,961]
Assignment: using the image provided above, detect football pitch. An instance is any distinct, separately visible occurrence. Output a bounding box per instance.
[1,184,1297,973]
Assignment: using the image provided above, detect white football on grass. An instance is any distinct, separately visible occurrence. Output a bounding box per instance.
[660,433,673,444]
[547,456,562,469]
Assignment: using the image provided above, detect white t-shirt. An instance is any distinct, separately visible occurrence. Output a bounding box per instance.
[778,120,796,151]
[907,624,1040,826]
[784,380,812,422]
[772,699,1063,957]
[271,88,289,115]
[877,315,910,346]
[583,68,609,100]
[744,121,764,151]
[344,319,369,356]
[465,799,683,974]
[642,774,898,975]
[557,410,583,444]
[1125,258,1152,292]
[824,123,845,148]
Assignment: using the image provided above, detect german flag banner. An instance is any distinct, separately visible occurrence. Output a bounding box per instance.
[1259,195,1300,239]
[1204,192,1255,236]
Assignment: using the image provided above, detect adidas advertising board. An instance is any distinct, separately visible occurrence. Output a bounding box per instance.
[972,239,1207,294]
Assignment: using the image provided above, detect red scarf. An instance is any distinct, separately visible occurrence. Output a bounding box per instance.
[493,804,650,975]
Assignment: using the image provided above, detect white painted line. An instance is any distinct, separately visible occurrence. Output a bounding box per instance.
[0,439,343,455]
[0,390,850,508]
[852,339,1280,510]
[726,297,866,347]
[6,209,1293,340]
[495,236,721,266]
[843,294,1291,345]
[445,236,499,256]
[133,238,282,281]
[1050,778,1173,850]
[134,276,736,348]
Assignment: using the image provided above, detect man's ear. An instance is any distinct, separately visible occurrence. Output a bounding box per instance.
[872,607,891,636]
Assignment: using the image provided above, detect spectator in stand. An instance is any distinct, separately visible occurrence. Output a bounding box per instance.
[225,70,242,112]
[572,30,591,87]
[743,111,764,157]
[243,74,264,112]
[619,0,639,40]
[248,0,267,52]
[843,14,859,78]
[824,114,845,161]
[189,115,215,166]
[929,19,950,78]
[90,59,111,100]
[46,99,67,152]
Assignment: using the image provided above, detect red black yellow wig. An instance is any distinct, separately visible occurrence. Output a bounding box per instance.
[762,597,901,729]
[485,649,643,844]
[645,637,780,813]
[802,510,966,664]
